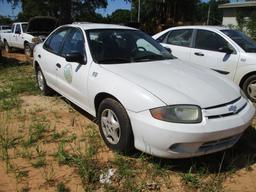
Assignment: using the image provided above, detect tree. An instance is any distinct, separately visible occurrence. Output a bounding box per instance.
[109,9,130,24]
[1,0,108,24]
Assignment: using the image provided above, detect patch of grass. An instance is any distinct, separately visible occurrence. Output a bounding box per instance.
[41,164,56,186]
[32,157,46,168]
[56,182,70,192]
[181,166,201,189]
[23,121,48,147]
[0,96,21,110]
[16,170,29,182]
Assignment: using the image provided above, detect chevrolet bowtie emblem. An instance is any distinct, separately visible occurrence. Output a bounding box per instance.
[228,105,237,113]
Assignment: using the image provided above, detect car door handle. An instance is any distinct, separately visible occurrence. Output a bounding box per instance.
[56,63,61,68]
[194,52,204,56]
[38,54,41,58]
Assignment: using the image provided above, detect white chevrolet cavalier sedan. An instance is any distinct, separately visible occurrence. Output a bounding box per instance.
[33,23,255,158]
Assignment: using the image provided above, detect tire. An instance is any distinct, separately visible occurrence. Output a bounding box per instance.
[242,74,256,102]
[24,43,32,57]
[36,66,54,96]
[97,98,134,154]
[4,41,11,53]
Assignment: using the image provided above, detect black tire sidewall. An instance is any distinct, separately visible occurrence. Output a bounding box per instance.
[242,75,256,102]
[97,98,134,154]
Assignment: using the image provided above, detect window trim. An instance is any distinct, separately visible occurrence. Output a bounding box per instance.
[43,27,72,56]
[165,29,194,48]
[194,29,237,54]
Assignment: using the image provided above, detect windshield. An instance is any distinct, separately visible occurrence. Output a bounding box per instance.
[221,29,256,53]
[22,24,28,33]
[86,29,174,64]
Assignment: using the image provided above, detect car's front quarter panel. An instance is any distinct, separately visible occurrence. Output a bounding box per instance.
[87,63,166,115]
[234,53,256,85]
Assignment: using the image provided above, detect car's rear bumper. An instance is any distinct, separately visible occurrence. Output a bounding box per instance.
[128,99,255,158]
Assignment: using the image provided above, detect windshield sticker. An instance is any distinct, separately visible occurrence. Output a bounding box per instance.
[64,64,72,83]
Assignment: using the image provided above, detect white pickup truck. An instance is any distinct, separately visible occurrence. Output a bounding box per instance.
[2,17,57,56]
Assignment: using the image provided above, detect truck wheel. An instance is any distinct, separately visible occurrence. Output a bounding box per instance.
[242,74,256,102]
[97,98,134,154]
[24,43,32,57]
[4,41,11,53]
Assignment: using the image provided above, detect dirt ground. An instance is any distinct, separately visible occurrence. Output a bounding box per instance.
[0,51,256,192]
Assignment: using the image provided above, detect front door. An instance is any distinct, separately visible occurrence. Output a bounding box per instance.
[190,29,239,80]
[56,28,90,108]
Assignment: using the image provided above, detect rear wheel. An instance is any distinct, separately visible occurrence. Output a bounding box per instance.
[36,66,54,96]
[242,74,256,102]
[4,41,11,53]
[97,98,134,154]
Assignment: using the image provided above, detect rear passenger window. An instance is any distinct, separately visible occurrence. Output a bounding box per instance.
[156,32,169,43]
[166,29,193,47]
[44,28,69,54]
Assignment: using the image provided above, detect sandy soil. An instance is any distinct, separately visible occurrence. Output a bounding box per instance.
[0,52,256,191]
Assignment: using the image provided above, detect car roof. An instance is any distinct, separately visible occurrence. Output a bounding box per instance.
[167,25,229,31]
[67,23,137,31]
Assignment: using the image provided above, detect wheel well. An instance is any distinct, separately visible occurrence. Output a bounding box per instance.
[239,71,256,88]
[94,93,120,115]
[34,61,40,72]
[24,41,29,47]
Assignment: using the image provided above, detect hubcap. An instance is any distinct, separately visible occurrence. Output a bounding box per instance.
[247,80,256,100]
[101,109,121,145]
[37,70,44,91]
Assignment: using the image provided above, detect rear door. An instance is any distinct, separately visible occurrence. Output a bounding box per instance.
[190,29,239,80]
[159,29,193,61]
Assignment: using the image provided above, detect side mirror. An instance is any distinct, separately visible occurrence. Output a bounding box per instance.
[219,47,233,54]
[65,52,86,65]
[164,47,172,53]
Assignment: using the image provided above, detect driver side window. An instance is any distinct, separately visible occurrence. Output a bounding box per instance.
[195,30,234,52]
[15,24,21,34]
[61,28,85,56]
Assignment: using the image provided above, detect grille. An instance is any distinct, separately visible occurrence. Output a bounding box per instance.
[204,97,247,120]
[199,134,242,152]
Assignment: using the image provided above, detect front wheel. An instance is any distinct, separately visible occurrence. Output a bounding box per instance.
[36,66,54,96]
[242,74,256,102]
[24,43,32,57]
[97,98,134,154]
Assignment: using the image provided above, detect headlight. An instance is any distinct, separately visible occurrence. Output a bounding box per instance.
[240,89,248,101]
[150,105,202,123]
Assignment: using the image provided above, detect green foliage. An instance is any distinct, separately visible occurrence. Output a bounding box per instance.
[110,9,131,24]
[247,11,256,40]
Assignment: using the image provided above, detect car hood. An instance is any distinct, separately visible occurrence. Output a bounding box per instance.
[26,16,58,35]
[101,59,240,108]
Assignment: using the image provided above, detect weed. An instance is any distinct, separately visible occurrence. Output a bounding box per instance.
[56,182,70,192]
[16,170,29,182]
[32,157,46,168]
[181,166,201,189]
[41,164,56,185]
[23,121,48,147]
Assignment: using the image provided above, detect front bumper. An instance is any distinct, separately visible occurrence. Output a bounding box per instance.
[128,98,255,158]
